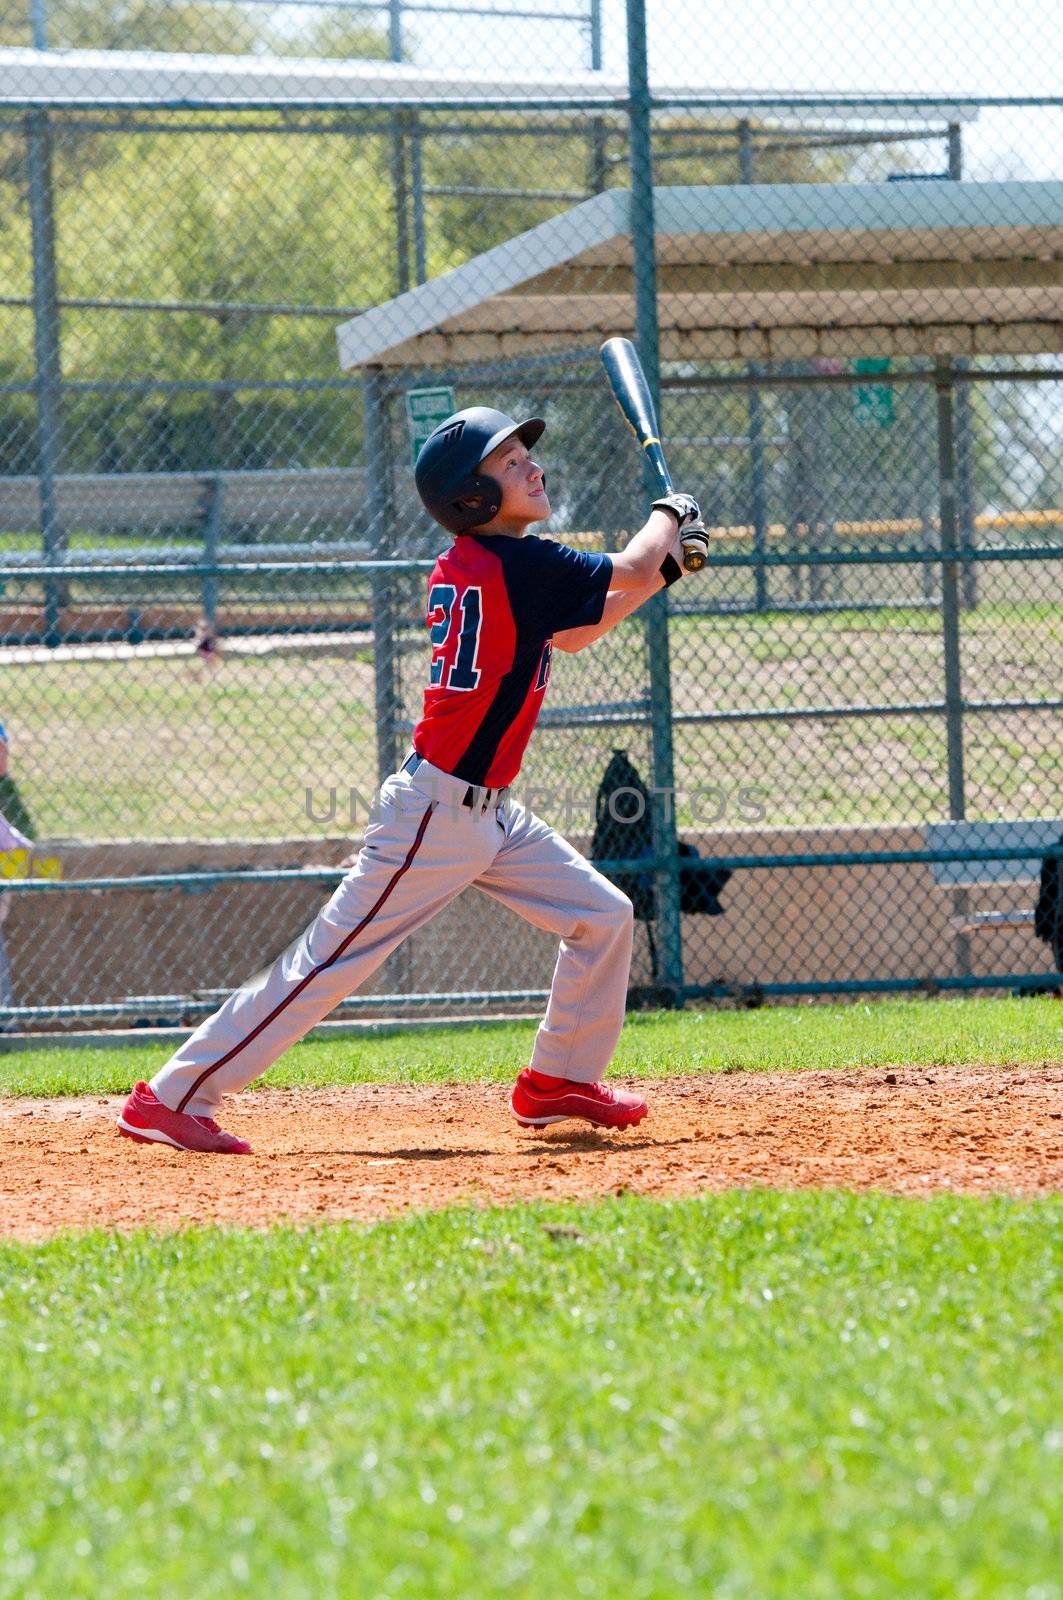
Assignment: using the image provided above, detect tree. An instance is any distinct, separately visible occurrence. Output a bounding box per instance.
[1,1,259,52]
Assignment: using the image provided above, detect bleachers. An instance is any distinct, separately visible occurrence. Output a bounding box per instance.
[0,467,368,554]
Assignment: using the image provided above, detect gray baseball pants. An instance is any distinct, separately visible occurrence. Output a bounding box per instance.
[150,756,634,1117]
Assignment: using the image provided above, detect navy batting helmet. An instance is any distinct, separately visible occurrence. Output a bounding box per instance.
[414,407,545,534]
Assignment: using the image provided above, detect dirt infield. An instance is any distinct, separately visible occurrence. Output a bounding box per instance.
[1,1067,1059,1239]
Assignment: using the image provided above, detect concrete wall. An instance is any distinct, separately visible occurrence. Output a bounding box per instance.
[677,821,1054,993]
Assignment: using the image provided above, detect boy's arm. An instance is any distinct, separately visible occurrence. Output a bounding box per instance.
[552,495,700,651]
[604,496,699,593]
[555,517,690,652]
[553,579,664,653]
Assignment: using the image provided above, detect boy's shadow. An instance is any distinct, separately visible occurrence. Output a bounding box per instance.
[297,1133,666,1161]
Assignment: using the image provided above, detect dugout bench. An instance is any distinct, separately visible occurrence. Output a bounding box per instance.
[927,817,1063,989]
[925,818,1063,933]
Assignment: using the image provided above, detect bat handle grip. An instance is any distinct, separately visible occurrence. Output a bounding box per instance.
[680,521,710,573]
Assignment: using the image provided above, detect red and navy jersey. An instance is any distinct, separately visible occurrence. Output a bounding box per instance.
[412,533,612,786]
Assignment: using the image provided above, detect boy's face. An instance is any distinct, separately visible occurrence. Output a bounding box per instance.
[477,435,550,532]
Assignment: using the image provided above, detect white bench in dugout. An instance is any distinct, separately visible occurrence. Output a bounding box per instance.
[926,818,1063,933]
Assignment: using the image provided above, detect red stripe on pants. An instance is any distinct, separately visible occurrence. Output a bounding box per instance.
[176,804,436,1113]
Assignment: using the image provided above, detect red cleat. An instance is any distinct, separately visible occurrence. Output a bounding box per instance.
[117,1081,252,1155]
[510,1069,647,1130]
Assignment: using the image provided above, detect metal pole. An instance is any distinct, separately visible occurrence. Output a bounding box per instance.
[364,369,400,783]
[808,383,827,605]
[25,109,65,646]
[390,116,411,295]
[387,3,411,294]
[202,476,223,630]
[917,371,937,603]
[934,362,966,819]
[737,117,755,184]
[626,0,659,434]
[626,0,683,1002]
[738,120,769,610]
[582,0,607,198]
[948,123,978,608]
[747,375,769,611]
[387,0,403,60]
[410,112,427,285]
[588,120,610,194]
[589,0,607,190]
[783,380,806,601]
[946,122,963,181]
[955,379,977,609]
[213,310,239,483]
[30,0,48,48]
[934,356,971,978]
[366,358,409,997]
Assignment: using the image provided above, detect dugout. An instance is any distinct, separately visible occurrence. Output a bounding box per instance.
[336,178,1063,367]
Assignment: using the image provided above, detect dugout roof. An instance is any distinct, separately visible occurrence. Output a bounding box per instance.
[335,180,1063,367]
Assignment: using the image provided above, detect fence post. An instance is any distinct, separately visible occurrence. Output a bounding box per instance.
[807,382,827,605]
[387,2,412,294]
[410,113,427,285]
[202,476,223,631]
[947,124,978,609]
[390,117,411,295]
[934,357,972,977]
[934,361,967,820]
[626,0,683,1002]
[587,0,609,196]
[954,374,977,609]
[25,108,65,647]
[783,378,809,602]
[30,0,49,45]
[738,121,769,612]
[364,369,400,784]
[26,0,70,647]
[917,364,937,603]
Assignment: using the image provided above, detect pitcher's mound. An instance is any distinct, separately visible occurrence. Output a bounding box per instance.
[2,1067,1059,1239]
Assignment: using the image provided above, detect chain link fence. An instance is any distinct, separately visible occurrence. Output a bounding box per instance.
[1,0,1060,1029]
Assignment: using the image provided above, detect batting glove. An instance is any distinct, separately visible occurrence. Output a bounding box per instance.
[652,492,701,531]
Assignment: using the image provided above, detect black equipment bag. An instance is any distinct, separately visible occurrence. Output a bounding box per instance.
[1034,834,1063,971]
[589,749,731,923]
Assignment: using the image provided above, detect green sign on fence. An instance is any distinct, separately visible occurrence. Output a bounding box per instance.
[405,386,455,466]
[852,358,895,428]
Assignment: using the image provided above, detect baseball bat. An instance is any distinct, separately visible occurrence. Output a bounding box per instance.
[599,336,709,572]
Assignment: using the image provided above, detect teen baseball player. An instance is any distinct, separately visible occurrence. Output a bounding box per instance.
[118,406,701,1153]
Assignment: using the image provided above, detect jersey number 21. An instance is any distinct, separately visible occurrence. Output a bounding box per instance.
[428,584,483,690]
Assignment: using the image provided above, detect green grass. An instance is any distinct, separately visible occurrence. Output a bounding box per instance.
[3,601,1061,838]
[2,996,1060,1097]
[1,1191,1060,1599]
[670,601,1063,639]
[0,530,202,554]
[3,651,378,840]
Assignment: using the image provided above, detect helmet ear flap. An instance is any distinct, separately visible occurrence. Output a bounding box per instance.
[450,470,503,532]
